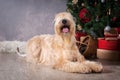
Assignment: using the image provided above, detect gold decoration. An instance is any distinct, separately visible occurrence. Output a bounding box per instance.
[72,0,78,4]
[107,8,111,15]
[108,8,111,15]
[94,1,97,6]
[66,8,70,12]
[77,24,82,31]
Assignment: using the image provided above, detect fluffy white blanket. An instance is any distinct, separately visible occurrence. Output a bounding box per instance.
[0,41,26,53]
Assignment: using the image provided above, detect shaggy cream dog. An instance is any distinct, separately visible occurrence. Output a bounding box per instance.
[20,12,103,73]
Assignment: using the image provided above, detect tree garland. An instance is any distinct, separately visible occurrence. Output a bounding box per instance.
[67,0,120,37]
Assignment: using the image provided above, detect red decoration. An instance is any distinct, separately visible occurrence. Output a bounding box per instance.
[104,33,118,37]
[75,31,87,41]
[104,28,119,37]
[112,17,117,22]
[98,38,120,51]
[79,8,91,23]
[115,27,120,34]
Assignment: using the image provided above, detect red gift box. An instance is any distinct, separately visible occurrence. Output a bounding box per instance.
[98,38,120,51]
[97,49,120,61]
[104,28,118,37]
[104,34,118,37]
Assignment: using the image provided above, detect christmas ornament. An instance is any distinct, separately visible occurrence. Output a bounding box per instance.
[72,0,78,4]
[90,29,97,37]
[94,1,97,6]
[104,28,118,37]
[81,3,85,7]
[112,17,117,22]
[77,24,82,31]
[66,9,70,12]
[107,8,111,15]
[67,0,120,38]
[104,25,111,32]
[95,16,99,22]
[73,4,77,11]
[79,8,91,23]
[75,31,87,41]
[101,0,105,3]
[115,27,120,34]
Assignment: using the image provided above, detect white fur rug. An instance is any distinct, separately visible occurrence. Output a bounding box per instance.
[0,41,26,53]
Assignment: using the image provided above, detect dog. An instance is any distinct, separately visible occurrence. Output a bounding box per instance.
[18,12,103,73]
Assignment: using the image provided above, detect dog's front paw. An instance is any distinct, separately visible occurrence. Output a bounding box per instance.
[78,64,92,73]
[90,62,103,73]
[83,61,103,73]
[93,62,103,73]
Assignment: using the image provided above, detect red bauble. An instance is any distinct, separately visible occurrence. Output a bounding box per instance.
[79,8,91,23]
[115,27,120,34]
[112,17,117,22]
[75,31,87,41]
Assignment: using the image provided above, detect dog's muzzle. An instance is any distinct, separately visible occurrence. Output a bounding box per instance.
[61,19,70,33]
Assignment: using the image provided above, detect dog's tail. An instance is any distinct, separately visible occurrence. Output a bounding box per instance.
[16,47,26,57]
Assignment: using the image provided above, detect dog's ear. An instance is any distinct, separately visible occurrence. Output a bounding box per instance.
[53,13,57,24]
[67,12,76,22]
[53,18,55,24]
[52,20,55,24]
[53,16,56,24]
[73,17,77,22]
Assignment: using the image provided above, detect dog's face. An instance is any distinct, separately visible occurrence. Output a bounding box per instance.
[54,12,76,36]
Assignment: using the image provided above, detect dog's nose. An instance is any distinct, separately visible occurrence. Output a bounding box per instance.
[62,19,67,24]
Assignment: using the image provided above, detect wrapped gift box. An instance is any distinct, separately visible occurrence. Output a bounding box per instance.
[115,27,120,34]
[97,27,120,61]
[104,28,118,37]
[97,49,120,61]
[98,38,120,51]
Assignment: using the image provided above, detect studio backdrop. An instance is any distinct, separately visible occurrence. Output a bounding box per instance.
[0,0,66,41]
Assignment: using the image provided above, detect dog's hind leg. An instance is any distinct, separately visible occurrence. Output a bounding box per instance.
[53,60,92,73]
[26,47,41,64]
[26,37,42,64]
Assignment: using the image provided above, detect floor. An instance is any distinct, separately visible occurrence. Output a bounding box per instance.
[0,53,120,80]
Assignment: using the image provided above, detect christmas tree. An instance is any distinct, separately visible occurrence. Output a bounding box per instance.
[67,0,120,37]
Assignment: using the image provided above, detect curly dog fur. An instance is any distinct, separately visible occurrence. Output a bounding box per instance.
[25,12,103,73]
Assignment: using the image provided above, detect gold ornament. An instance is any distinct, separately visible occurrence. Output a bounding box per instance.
[72,0,78,4]
[66,8,70,12]
[77,24,82,31]
[94,1,97,6]
[108,8,111,15]
[107,8,111,15]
